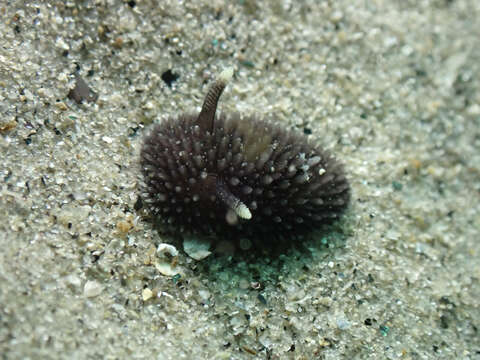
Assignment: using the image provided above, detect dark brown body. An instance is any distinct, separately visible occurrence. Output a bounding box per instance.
[139,70,350,241]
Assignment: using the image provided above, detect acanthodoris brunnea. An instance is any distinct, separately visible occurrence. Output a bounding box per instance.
[140,68,350,241]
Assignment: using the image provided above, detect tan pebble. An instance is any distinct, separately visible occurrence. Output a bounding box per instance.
[242,346,256,355]
[113,37,123,49]
[142,288,153,301]
[55,102,68,111]
[410,158,422,170]
[318,338,330,348]
[0,121,17,133]
[116,220,132,234]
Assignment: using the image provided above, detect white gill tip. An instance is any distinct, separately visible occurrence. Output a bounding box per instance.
[219,67,234,83]
[235,202,252,220]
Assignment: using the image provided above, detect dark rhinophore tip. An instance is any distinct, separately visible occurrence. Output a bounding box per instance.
[139,68,350,242]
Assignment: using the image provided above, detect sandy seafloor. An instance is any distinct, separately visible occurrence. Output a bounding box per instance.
[1,1,479,359]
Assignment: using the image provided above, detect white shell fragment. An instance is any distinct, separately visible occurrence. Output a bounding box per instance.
[183,236,212,260]
[155,261,180,276]
[84,280,103,298]
[157,243,179,258]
